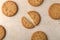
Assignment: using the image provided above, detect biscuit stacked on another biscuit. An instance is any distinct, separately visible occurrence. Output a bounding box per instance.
[28,11,41,25]
[22,11,41,29]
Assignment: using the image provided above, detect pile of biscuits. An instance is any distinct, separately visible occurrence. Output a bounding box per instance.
[0,0,60,40]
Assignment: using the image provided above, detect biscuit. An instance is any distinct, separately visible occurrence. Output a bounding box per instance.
[0,25,6,40]
[31,31,48,40]
[22,17,34,29]
[28,11,41,25]
[49,3,60,20]
[28,0,43,7]
[2,1,18,17]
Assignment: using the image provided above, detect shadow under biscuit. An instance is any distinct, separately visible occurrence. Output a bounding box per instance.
[21,11,41,29]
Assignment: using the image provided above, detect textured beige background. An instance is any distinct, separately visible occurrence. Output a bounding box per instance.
[0,0,60,40]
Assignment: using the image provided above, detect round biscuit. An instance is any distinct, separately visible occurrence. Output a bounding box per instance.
[2,1,18,17]
[31,31,48,40]
[0,25,6,40]
[49,3,60,20]
[28,0,44,7]
[28,11,41,26]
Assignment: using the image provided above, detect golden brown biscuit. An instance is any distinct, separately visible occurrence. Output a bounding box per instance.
[22,17,34,29]
[49,3,60,20]
[2,1,18,17]
[31,31,48,40]
[28,0,44,7]
[28,11,41,26]
[0,25,6,40]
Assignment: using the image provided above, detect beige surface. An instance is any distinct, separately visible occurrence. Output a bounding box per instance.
[0,0,60,40]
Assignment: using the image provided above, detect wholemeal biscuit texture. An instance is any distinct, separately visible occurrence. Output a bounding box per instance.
[31,31,48,40]
[2,1,18,17]
[22,17,34,29]
[28,11,41,25]
[28,0,44,7]
[0,25,6,40]
[49,3,60,20]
